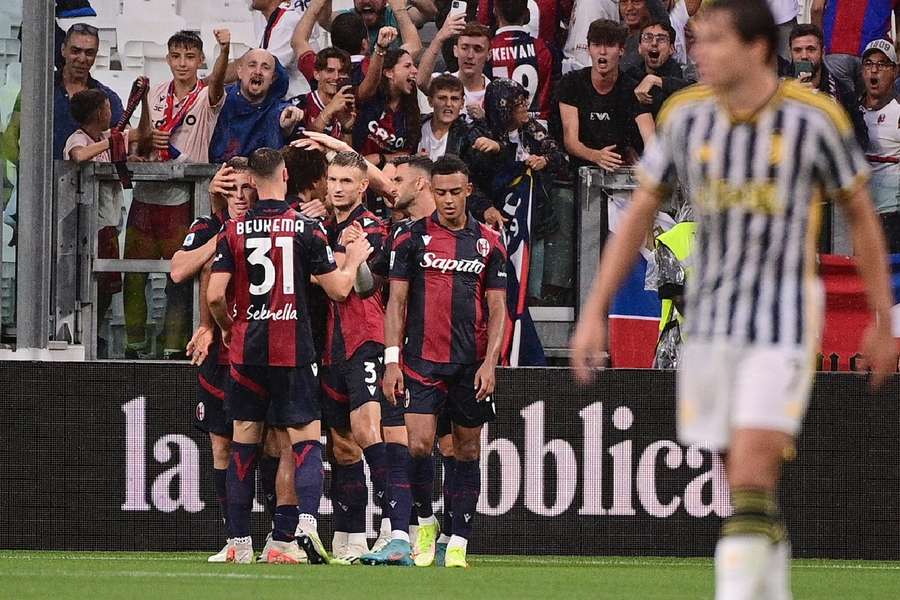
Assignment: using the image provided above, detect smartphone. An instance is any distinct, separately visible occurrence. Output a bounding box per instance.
[793,60,813,82]
[337,76,356,96]
[448,0,468,19]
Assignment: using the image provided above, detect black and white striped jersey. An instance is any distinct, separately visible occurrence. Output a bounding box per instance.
[638,80,870,347]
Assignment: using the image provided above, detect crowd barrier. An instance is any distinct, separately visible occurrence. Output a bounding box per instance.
[2,362,897,558]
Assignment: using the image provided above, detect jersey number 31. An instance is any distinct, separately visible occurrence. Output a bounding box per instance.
[247,237,295,296]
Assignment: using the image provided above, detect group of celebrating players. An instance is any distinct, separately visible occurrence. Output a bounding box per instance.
[171,133,506,568]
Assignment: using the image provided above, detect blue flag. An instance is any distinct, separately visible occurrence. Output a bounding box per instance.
[495,164,547,367]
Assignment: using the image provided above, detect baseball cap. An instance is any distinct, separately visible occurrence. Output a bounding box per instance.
[862,39,898,65]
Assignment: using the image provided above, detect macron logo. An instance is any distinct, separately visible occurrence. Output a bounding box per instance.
[421,234,432,246]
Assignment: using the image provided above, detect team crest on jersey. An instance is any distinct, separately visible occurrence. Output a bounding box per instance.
[476,238,490,257]
[195,402,205,421]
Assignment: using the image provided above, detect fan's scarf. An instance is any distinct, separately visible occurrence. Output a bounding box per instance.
[110,76,149,189]
[156,80,207,161]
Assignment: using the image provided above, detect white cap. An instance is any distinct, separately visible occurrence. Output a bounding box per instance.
[862,39,898,65]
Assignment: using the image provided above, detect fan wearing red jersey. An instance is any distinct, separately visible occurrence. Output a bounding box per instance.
[489,0,560,122]
[381,154,507,569]
[208,147,373,564]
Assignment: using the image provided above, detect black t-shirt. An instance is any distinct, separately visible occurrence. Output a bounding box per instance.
[557,67,651,169]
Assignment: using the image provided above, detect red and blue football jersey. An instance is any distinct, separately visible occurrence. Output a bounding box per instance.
[212,200,338,367]
[389,212,507,364]
[490,25,559,121]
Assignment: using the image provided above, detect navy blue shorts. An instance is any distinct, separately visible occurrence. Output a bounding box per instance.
[321,342,385,431]
[402,355,496,428]
[226,363,321,427]
[193,360,232,437]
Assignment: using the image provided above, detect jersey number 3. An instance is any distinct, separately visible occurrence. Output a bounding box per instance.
[246,237,295,296]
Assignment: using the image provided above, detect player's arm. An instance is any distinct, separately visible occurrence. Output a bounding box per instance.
[186,261,216,365]
[474,288,506,400]
[208,271,233,345]
[207,29,231,107]
[383,279,409,405]
[841,183,897,386]
[170,236,217,283]
[570,185,663,379]
[315,236,373,301]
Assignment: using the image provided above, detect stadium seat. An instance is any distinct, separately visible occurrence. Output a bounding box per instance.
[122,0,178,18]
[178,0,253,30]
[199,21,255,65]
[118,17,187,84]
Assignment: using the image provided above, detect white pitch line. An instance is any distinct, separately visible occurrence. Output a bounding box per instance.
[4,570,304,581]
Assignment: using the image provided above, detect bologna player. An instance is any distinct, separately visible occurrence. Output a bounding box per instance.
[319,151,399,564]
[382,155,508,568]
[208,147,373,564]
[170,158,255,562]
[572,2,896,598]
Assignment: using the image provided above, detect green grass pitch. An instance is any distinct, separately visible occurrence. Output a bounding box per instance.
[2,552,899,599]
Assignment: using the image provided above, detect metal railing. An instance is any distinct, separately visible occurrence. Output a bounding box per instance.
[54,161,217,359]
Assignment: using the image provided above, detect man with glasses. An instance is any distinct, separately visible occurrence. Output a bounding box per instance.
[54,23,124,160]
[861,39,900,252]
[625,19,691,118]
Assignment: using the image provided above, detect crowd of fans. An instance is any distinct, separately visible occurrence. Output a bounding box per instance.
[49,0,900,358]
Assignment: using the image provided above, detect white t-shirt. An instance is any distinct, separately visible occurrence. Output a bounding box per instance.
[767,0,799,25]
[669,0,690,65]
[63,129,129,229]
[134,81,225,207]
[429,70,490,118]
[253,7,314,100]
[864,98,900,214]
[563,0,620,74]
[418,120,450,160]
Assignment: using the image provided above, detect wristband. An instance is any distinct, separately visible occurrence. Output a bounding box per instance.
[384,346,400,365]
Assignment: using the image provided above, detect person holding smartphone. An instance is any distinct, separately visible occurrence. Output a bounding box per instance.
[300,48,357,144]
[787,23,868,147]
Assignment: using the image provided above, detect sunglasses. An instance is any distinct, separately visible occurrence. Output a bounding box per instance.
[67,22,99,37]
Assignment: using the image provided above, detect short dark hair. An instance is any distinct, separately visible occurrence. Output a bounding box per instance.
[431,154,469,179]
[64,22,99,45]
[495,0,528,25]
[330,150,368,175]
[248,147,285,179]
[587,19,628,47]
[167,30,203,53]
[315,47,351,74]
[69,89,108,125]
[704,0,777,62]
[457,21,491,43]
[391,154,434,175]
[226,156,250,171]
[428,73,464,97]
[789,23,824,47]
[641,19,676,44]
[281,145,327,195]
[331,12,368,55]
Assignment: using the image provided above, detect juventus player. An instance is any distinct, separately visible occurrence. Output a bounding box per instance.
[571,1,896,599]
